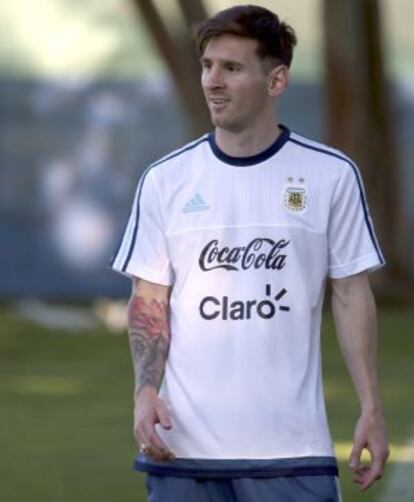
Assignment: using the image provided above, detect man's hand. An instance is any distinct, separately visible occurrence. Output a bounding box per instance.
[134,386,175,462]
[349,410,389,491]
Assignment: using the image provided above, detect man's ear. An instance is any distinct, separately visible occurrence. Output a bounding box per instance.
[267,65,289,98]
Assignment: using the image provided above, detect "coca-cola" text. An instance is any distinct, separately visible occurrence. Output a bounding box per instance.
[199,238,289,272]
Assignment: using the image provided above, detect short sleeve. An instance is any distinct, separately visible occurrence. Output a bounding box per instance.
[328,163,385,279]
[110,168,173,285]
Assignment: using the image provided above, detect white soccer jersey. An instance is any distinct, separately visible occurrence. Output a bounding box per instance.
[111,125,384,477]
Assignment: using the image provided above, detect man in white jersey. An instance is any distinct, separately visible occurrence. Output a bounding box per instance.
[111,5,389,501]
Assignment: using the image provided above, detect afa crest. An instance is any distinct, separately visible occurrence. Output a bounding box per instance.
[284,186,307,212]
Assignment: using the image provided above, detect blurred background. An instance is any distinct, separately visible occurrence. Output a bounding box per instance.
[0,1,413,501]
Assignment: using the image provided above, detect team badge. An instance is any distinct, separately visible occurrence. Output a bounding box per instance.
[284,186,307,212]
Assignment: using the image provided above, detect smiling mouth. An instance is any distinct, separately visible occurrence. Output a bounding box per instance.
[209,97,230,105]
[208,98,230,113]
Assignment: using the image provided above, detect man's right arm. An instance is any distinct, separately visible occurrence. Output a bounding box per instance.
[127,277,175,461]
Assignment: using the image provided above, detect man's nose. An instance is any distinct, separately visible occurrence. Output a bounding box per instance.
[204,67,224,89]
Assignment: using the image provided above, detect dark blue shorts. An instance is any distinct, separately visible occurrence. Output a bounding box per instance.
[146,474,342,502]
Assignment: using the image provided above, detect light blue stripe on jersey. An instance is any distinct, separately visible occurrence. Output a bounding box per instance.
[288,136,385,265]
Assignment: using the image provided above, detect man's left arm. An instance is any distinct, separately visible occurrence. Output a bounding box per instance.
[331,271,389,491]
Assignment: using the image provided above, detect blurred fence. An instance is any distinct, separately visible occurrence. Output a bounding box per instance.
[0,77,413,299]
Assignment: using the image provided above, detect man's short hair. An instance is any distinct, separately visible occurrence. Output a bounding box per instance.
[194,4,297,68]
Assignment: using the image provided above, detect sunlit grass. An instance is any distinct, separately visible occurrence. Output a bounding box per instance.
[0,375,86,395]
[335,441,414,463]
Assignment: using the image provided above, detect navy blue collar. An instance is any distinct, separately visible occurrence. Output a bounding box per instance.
[208,125,290,166]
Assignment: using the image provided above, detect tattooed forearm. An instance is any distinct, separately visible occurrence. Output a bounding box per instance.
[127,295,170,396]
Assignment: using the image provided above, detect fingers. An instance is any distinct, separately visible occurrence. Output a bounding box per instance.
[351,447,389,491]
[134,401,175,462]
[140,422,175,461]
[353,464,382,491]
[349,441,363,471]
[156,400,172,430]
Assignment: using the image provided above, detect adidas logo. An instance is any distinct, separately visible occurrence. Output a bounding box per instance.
[182,193,210,214]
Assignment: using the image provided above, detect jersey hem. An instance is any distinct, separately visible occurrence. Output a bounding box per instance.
[134,454,339,479]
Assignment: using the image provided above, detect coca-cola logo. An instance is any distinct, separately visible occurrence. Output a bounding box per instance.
[199,238,289,272]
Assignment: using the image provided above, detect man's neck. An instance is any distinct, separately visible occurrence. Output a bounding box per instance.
[214,121,282,158]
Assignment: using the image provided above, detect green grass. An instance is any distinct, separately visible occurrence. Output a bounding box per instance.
[0,305,413,501]
[0,311,144,502]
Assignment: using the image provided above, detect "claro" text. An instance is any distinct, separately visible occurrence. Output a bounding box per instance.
[199,284,290,321]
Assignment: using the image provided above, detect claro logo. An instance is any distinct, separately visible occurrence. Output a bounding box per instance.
[199,284,290,321]
[199,238,289,272]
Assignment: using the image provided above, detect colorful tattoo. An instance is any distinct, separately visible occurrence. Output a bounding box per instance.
[127,296,170,395]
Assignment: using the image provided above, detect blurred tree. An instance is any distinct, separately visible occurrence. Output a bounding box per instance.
[323,0,413,296]
[131,0,212,137]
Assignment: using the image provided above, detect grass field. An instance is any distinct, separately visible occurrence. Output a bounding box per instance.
[0,305,413,501]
